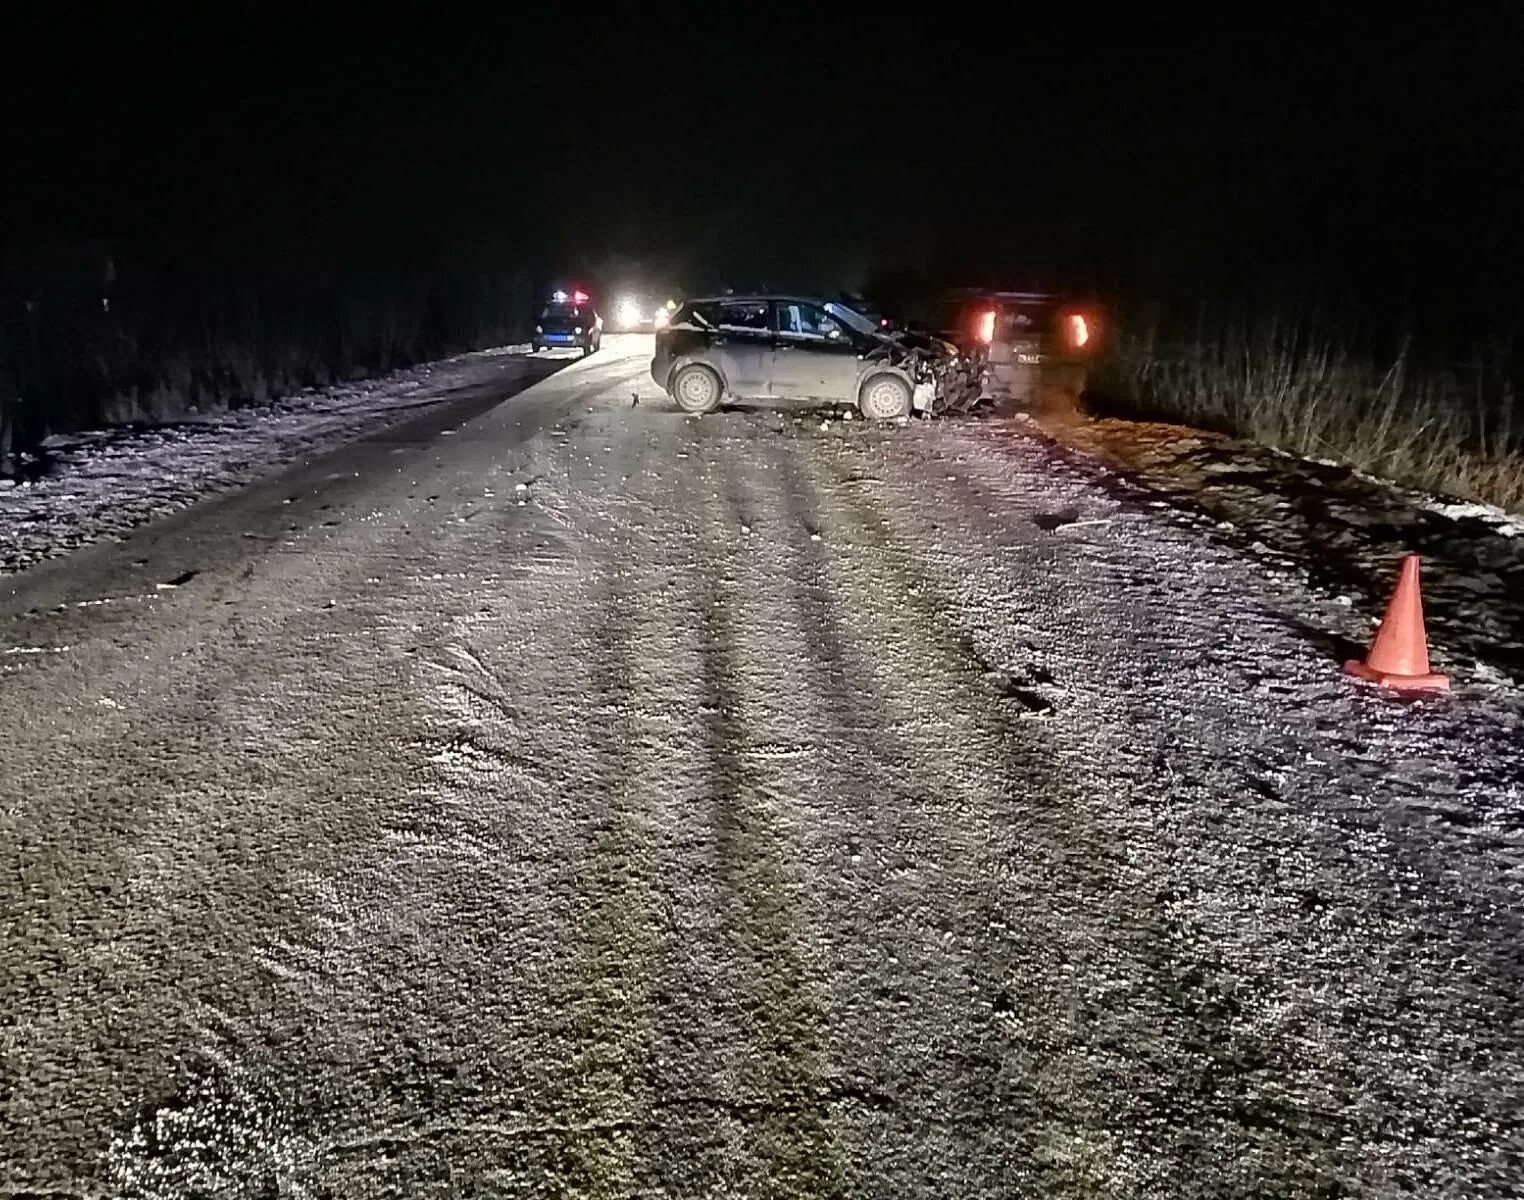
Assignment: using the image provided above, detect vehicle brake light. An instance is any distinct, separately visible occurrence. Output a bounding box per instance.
[1067,313,1090,349]
[572,289,590,305]
[976,309,996,345]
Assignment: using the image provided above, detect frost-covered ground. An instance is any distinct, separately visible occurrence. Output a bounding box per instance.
[0,343,563,574]
[1028,411,1524,688]
[2,340,1522,1197]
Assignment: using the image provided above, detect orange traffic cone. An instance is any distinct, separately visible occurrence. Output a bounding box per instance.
[1345,554,1450,691]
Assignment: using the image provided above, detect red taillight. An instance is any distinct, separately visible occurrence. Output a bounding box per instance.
[572,289,589,304]
[1067,313,1091,349]
[976,309,996,344]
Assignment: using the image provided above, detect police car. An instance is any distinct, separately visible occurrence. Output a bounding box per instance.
[531,289,604,356]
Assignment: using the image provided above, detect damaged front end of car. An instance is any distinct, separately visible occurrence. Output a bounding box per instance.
[865,333,985,415]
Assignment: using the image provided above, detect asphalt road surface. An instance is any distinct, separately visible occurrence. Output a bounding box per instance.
[3,335,1522,1198]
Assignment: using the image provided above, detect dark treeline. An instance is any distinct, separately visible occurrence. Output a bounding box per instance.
[0,228,540,470]
[5,228,1517,475]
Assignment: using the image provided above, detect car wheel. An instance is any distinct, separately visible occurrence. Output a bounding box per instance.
[530,341,542,354]
[671,364,722,414]
[859,373,912,420]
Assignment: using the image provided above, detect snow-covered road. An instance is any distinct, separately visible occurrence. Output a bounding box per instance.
[3,335,1522,1197]
[0,345,561,575]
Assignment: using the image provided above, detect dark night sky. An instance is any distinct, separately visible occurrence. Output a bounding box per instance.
[7,8,1524,337]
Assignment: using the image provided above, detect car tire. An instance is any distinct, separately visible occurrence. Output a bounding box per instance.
[531,341,542,354]
[858,373,912,420]
[671,364,722,414]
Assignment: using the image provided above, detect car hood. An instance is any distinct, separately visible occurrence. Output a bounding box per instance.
[878,328,959,358]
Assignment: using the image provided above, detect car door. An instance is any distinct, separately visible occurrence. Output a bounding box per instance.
[711,300,774,398]
[770,301,862,402]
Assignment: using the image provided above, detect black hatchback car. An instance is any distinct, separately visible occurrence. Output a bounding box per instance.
[649,295,979,418]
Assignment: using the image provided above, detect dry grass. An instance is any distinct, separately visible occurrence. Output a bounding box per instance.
[1092,322,1524,513]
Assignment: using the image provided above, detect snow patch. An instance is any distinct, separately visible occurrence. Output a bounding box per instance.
[105,1068,322,1197]
[1416,497,1524,538]
[1,346,545,574]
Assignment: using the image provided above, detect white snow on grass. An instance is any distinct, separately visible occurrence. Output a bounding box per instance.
[1412,496,1524,538]
[0,344,548,574]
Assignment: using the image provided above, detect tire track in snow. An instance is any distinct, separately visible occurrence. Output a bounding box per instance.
[770,440,1084,1188]
[751,438,1090,1190]
[673,434,851,1196]
[791,427,1368,1196]
[787,436,1190,1192]
[578,505,748,1195]
[499,409,695,1193]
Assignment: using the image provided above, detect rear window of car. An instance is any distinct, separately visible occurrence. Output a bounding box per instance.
[996,303,1056,339]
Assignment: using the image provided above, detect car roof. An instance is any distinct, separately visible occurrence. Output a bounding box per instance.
[683,294,838,306]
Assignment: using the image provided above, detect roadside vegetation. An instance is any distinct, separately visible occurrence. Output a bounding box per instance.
[0,259,534,474]
[1088,321,1524,513]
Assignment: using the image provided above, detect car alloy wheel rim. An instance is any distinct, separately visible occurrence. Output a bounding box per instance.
[864,379,904,419]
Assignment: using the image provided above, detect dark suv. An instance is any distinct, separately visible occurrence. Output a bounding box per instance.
[649,295,979,418]
[922,289,1103,410]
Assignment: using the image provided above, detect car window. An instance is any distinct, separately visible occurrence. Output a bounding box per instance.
[776,302,848,342]
[718,301,769,331]
[823,302,878,337]
[677,302,719,327]
[997,308,1045,339]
